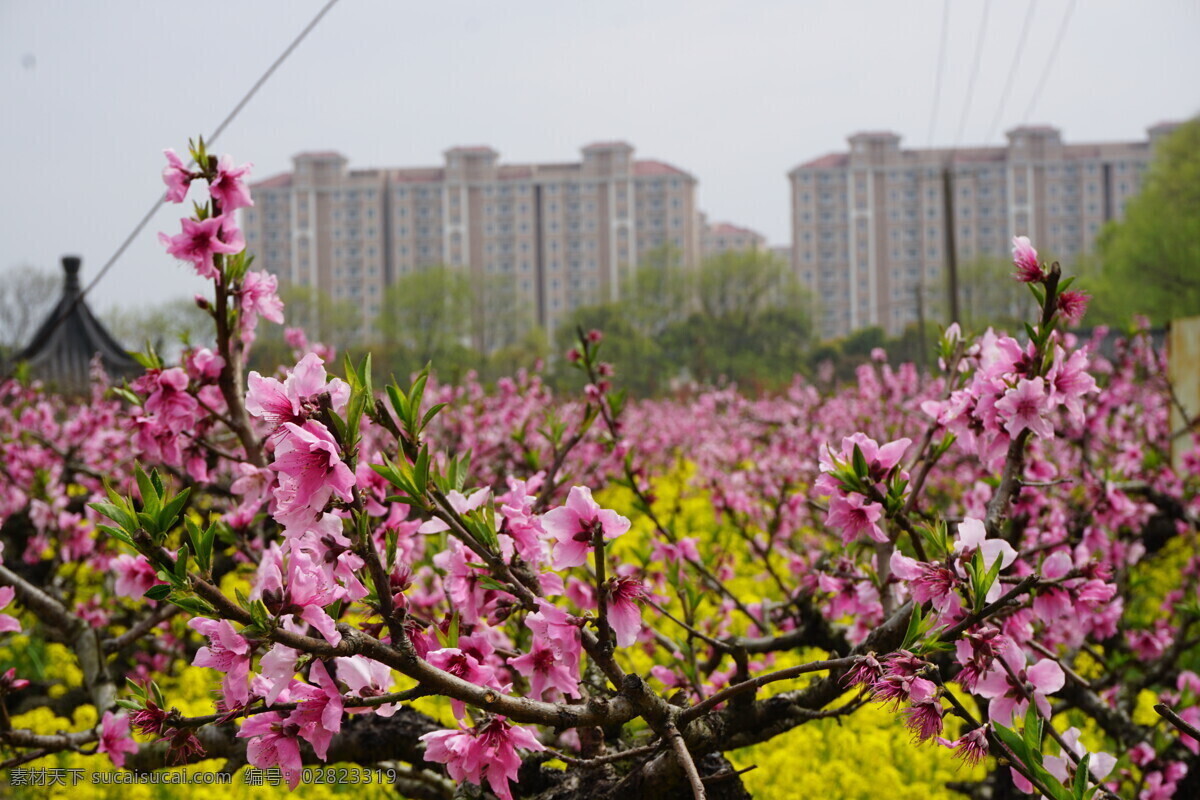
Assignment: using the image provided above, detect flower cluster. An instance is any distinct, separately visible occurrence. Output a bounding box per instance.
[1,146,1195,800]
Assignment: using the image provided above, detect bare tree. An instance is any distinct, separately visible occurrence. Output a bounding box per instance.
[101,297,215,362]
[0,264,60,356]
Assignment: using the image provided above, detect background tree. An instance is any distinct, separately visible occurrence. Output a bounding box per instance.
[473,272,534,356]
[555,248,812,395]
[957,256,1031,333]
[621,244,691,338]
[376,265,475,380]
[0,264,59,358]
[554,303,666,396]
[246,284,361,371]
[682,248,811,388]
[1091,117,1200,325]
[102,297,214,361]
[482,324,551,383]
[279,284,363,349]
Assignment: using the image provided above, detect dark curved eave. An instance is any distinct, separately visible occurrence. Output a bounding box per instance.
[14,292,141,392]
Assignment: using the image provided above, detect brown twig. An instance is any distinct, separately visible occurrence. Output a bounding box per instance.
[1155,703,1200,742]
[665,720,706,800]
[103,605,181,652]
[170,686,426,728]
[678,657,858,725]
[543,741,662,768]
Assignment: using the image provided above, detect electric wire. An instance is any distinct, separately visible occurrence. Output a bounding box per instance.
[1021,0,1077,123]
[8,0,342,379]
[925,0,953,147]
[81,0,343,301]
[985,0,1038,142]
[952,0,992,149]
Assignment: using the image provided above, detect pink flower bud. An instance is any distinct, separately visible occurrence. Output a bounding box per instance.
[1056,289,1090,326]
[1011,235,1044,282]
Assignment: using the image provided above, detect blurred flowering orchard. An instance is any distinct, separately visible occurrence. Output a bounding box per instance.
[0,141,1197,800]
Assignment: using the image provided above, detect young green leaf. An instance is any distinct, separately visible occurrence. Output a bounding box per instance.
[1073,753,1091,800]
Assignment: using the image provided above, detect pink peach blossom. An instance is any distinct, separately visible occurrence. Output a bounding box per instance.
[159,214,244,279]
[97,711,139,767]
[541,486,630,569]
[420,717,544,800]
[162,149,192,203]
[208,154,254,212]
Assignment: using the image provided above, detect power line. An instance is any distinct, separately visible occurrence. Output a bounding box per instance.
[953,0,992,148]
[81,0,343,301]
[1022,0,1077,124]
[926,0,952,147]
[985,0,1037,142]
[7,0,342,381]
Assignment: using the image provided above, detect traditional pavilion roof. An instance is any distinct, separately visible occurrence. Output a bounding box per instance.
[12,256,141,394]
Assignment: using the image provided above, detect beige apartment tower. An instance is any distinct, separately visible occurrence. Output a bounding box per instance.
[242,143,699,349]
[789,123,1179,339]
[699,215,767,258]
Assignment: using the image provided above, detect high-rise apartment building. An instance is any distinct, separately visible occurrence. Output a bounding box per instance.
[789,123,1179,339]
[699,215,767,258]
[242,142,699,347]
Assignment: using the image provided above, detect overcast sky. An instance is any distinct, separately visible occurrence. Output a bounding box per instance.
[2,0,1198,312]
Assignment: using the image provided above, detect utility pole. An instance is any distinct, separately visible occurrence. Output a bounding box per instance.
[941,162,960,324]
[915,279,928,377]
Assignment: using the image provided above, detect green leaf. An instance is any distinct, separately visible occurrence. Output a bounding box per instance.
[186,517,215,574]
[149,469,164,499]
[387,383,410,429]
[851,444,869,479]
[185,519,204,569]
[159,488,191,532]
[250,599,270,629]
[359,352,373,395]
[135,465,161,518]
[130,350,162,370]
[214,520,238,545]
[150,681,167,710]
[992,721,1029,763]
[414,446,430,492]
[975,550,1005,612]
[408,369,430,436]
[902,603,925,649]
[1073,753,1091,800]
[456,452,471,491]
[136,512,159,536]
[326,408,348,441]
[385,529,398,569]
[144,584,172,601]
[1022,713,1043,763]
[91,500,135,535]
[174,546,190,583]
[96,524,135,549]
[371,456,419,498]
[109,386,141,406]
[421,402,447,431]
[477,576,509,592]
[167,596,216,616]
